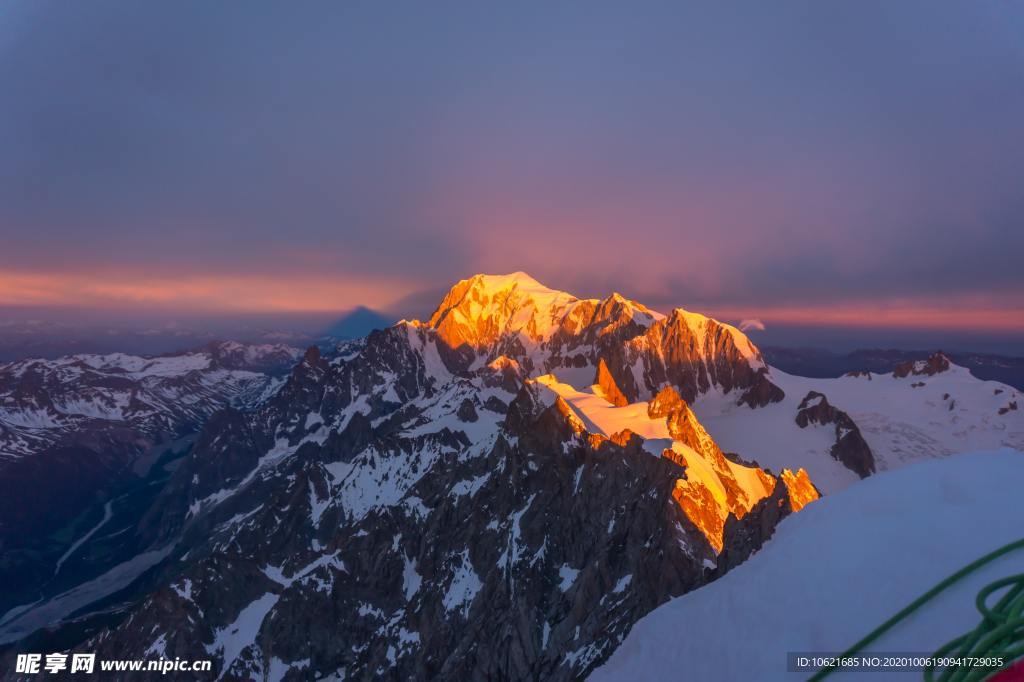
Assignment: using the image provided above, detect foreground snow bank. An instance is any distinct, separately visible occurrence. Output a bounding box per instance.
[592,449,1024,681]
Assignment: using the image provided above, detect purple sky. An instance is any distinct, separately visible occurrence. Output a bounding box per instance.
[1,1,1022,348]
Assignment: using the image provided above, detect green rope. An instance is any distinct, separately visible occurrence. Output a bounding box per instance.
[808,538,1024,682]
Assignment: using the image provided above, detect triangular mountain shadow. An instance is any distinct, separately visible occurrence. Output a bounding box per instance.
[322,306,395,339]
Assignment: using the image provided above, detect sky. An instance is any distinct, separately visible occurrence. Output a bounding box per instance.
[1,1,1023,351]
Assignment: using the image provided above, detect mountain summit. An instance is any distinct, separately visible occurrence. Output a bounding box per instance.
[427,272,662,348]
[422,272,782,407]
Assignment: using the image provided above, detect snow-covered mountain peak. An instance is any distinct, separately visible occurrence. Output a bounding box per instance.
[418,272,778,407]
[424,273,677,349]
[426,272,591,349]
[592,291,665,329]
[465,270,549,293]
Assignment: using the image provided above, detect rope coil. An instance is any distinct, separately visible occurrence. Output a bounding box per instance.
[809,538,1024,682]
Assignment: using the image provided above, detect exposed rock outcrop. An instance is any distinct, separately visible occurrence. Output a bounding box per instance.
[795,391,876,478]
[780,468,819,512]
[594,358,628,407]
[646,385,807,552]
[893,352,951,378]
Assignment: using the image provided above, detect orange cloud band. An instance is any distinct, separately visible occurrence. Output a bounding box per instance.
[0,270,415,314]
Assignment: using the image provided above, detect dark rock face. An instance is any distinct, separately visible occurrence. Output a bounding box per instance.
[893,352,951,378]
[736,370,787,408]
[795,391,876,478]
[716,479,794,575]
[482,396,509,414]
[456,398,479,422]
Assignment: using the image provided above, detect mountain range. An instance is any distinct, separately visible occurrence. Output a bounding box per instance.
[763,346,1024,391]
[0,273,1020,680]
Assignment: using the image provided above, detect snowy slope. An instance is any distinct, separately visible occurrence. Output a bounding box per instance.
[695,363,1024,493]
[534,374,679,442]
[591,449,1024,682]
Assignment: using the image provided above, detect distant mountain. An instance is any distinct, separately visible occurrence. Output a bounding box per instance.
[763,346,1024,390]
[1,274,1020,681]
[0,341,299,463]
[322,306,395,340]
[0,319,317,363]
[0,341,301,621]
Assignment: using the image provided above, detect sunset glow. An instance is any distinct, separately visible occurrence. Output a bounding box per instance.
[2,269,1020,335]
[0,270,415,314]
